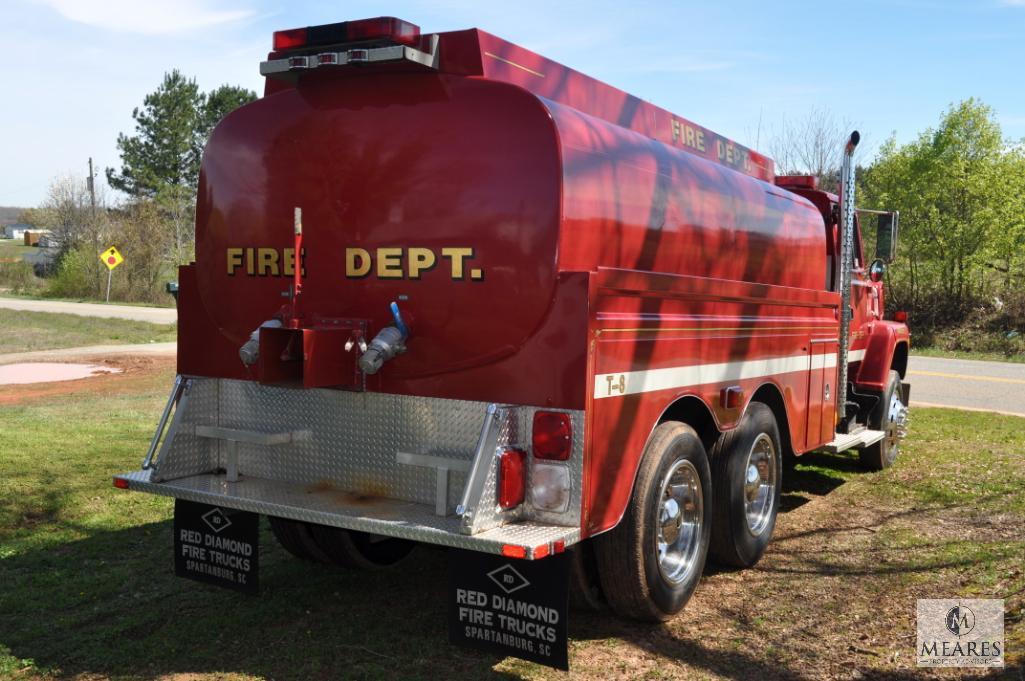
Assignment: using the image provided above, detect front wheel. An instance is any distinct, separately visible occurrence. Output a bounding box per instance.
[593,421,711,621]
[859,369,909,470]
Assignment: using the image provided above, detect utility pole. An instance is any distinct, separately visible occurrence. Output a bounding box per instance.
[87,157,97,217]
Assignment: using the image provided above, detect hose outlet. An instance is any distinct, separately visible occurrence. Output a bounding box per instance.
[358,326,406,374]
[239,319,283,366]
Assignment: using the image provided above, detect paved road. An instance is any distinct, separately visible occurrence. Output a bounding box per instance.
[0,342,177,365]
[908,355,1025,417]
[0,297,176,324]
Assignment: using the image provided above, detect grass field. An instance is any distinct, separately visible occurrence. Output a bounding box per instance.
[0,368,1022,680]
[0,240,35,260]
[0,309,176,355]
[913,347,1025,364]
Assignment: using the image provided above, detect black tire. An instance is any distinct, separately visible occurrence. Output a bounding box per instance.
[708,402,783,568]
[567,541,605,612]
[308,524,415,570]
[593,421,711,622]
[860,370,905,471]
[267,516,332,563]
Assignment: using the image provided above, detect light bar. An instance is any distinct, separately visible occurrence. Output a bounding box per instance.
[272,17,420,51]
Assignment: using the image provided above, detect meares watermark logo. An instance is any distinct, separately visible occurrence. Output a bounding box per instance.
[917,599,1004,668]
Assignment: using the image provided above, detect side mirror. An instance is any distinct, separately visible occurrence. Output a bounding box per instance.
[875,212,899,263]
[869,259,886,283]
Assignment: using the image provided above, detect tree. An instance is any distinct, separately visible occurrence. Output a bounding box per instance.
[767,107,858,192]
[860,99,1025,322]
[200,84,257,139]
[106,71,256,267]
[107,70,204,198]
[106,72,257,200]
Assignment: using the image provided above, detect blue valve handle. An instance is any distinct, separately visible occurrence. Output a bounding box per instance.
[390,301,409,338]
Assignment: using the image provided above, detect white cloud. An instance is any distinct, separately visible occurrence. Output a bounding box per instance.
[34,0,253,34]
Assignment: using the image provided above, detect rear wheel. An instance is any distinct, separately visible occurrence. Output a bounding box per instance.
[308,524,415,570]
[594,421,711,621]
[709,402,782,568]
[267,516,332,563]
[859,370,908,470]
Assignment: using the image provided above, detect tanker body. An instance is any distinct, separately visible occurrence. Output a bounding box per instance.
[117,17,910,625]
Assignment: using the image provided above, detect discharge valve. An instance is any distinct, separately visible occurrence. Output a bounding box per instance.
[358,301,409,375]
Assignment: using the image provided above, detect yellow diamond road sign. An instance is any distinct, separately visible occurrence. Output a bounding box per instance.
[100,246,123,271]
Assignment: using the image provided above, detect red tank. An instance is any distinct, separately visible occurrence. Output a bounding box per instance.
[178,27,827,413]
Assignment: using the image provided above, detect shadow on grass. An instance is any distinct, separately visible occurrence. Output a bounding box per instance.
[0,519,521,681]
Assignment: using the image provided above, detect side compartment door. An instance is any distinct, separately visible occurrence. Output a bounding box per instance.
[808,339,839,447]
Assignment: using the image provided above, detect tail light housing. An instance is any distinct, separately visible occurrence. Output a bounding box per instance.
[532,411,572,461]
[498,448,526,509]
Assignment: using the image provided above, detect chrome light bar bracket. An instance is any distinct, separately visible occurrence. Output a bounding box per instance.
[260,34,439,80]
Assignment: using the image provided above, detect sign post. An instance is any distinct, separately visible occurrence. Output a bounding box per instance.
[99,246,124,302]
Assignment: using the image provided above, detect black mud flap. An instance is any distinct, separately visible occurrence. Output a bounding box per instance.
[448,548,569,670]
[174,500,259,594]
[900,381,911,405]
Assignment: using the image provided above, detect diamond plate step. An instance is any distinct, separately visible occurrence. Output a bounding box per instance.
[821,429,886,454]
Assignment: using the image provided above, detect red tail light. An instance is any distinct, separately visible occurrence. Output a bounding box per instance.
[532,411,572,461]
[272,17,420,51]
[894,310,908,323]
[498,448,526,509]
[113,477,129,489]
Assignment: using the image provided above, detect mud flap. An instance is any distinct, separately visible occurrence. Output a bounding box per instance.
[448,548,569,670]
[173,500,259,594]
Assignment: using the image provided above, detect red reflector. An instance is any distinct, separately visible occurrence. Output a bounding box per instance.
[498,448,526,509]
[894,310,908,323]
[113,477,129,489]
[346,16,420,46]
[533,543,550,560]
[553,540,565,554]
[273,27,308,50]
[501,544,527,559]
[532,411,572,461]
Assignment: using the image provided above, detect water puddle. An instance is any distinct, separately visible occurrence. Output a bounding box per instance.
[0,362,122,386]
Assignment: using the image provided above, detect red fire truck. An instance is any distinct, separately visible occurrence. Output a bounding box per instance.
[116,17,910,626]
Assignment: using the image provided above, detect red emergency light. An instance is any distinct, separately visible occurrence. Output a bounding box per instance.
[273,17,421,51]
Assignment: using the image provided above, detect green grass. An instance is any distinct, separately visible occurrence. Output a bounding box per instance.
[912,346,1025,364]
[0,309,176,354]
[0,385,1021,679]
[0,239,36,260]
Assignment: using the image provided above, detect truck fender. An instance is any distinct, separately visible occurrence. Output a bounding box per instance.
[854,322,909,393]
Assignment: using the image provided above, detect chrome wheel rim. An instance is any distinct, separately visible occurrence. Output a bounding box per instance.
[656,459,703,585]
[744,433,776,536]
[885,392,910,453]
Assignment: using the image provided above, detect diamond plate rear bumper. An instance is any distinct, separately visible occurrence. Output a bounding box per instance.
[116,376,584,559]
[116,469,579,559]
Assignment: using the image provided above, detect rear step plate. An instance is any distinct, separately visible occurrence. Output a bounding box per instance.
[821,429,886,454]
[115,469,578,560]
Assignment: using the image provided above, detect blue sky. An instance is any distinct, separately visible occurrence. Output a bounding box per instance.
[2,0,1023,206]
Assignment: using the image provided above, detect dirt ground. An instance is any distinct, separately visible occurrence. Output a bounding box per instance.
[0,354,175,406]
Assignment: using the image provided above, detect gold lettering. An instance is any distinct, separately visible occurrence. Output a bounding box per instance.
[377,247,404,279]
[257,248,279,276]
[442,247,473,279]
[695,130,705,152]
[671,119,681,142]
[226,248,243,275]
[245,247,255,275]
[685,126,696,148]
[345,248,371,277]
[407,247,436,279]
